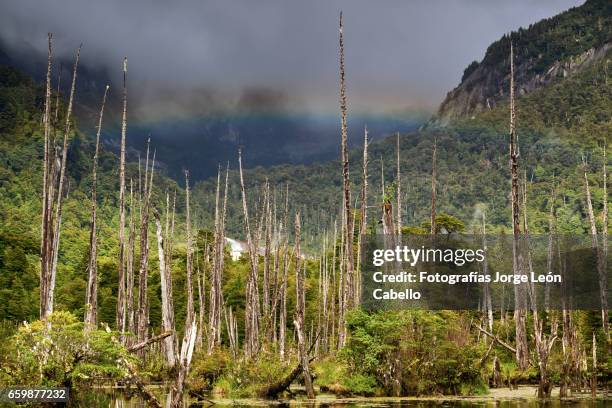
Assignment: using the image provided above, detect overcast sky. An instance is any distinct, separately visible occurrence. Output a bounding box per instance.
[0,0,584,116]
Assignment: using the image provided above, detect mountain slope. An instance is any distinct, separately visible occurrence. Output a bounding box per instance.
[437,0,611,123]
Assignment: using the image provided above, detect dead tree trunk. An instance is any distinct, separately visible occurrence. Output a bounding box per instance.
[263,181,272,334]
[482,212,493,332]
[602,144,609,339]
[524,180,558,398]
[117,57,128,336]
[153,207,176,367]
[338,12,355,314]
[84,85,109,328]
[545,184,557,310]
[355,127,369,305]
[208,167,222,353]
[45,45,80,320]
[126,180,136,335]
[396,132,402,236]
[40,33,53,320]
[137,142,154,349]
[184,170,195,328]
[196,245,206,350]
[430,137,437,234]
[294,212,315,399]
[279,184,289,359]
[509,41,529,371]
[171,320,198,408]
[239,149,260,357]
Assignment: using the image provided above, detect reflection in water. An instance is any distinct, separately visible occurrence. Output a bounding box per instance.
[66,389,608,408]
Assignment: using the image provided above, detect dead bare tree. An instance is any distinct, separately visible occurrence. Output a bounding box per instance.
[354,126,369,305]
[263,180,272,330]
[584,153,609,339]
[294,212,315,399]
[508,41,529,371]
[601,144,609,339]
[524,175,558,397]
[208,164,228,352]
[396,132,402,236]
[137,141,155,348]
[430,137,437,234]
[127,180,137,335]
[153,203,176,367]
[481,212,493,332]
[117,57,128,336]
[171,319,198,408]
[184,170,195,329]
[279,184,289,359]
[239,149,260,357]
[43,44,80,319]
[39,33,53,319]
[338,11,355,313]
[84,85,109,328]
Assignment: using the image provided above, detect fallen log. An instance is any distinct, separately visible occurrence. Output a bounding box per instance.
[257,363,303,398]
[472,323,516,354]
[122,357,162,408]
[257,355,316,398]
[102,323,163,408]
[128,331,173,352]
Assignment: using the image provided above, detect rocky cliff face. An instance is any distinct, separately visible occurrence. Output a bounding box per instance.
[435,0,611,125]
[437,43,611,124]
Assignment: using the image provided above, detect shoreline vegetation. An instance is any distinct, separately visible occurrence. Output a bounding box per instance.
[0,1,610,407]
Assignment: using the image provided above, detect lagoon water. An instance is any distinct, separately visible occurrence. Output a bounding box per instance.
[67,388,609,408]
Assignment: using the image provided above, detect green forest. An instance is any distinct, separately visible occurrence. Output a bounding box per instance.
[0,0,610,406]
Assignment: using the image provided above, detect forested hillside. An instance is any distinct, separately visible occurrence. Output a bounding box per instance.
[0,20,609,325]
[438,0,611,122]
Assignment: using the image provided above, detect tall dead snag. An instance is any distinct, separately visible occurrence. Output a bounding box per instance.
[171,320,198,408]
[239,149,260,357]
[208,166,222,353]
[218,165,230,346]
[294,212,315,399]
[196,245,206,350]
[84,85,109,328]
[330,219,338,350]
[583,156,599,239]
[508,41,529,371]
[206,163,229,353]
[263,180,272,332]
[44,44,80,319]
[117,57,128,336]
[39,33,53,319]
[584,153,609,339]
[545,183,556,310]
[396,132,402,236]
[137,141,155,349]
[430,137,437,234]
[126,180,136,334]
[601,144,609,339]
[154,202,176,367]
[184,170,195,329]
[481,212,493,332]
[338,11,355,310]
[279,184,289,359]
[524,178,558,398]
[591,332,597,397]
[355,127,368,306]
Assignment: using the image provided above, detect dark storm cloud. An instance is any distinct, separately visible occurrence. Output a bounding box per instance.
[0,0,584,115]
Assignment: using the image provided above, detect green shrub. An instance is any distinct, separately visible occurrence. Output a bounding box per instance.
[212,350,295,398]
[0,311,133,388]
[189,348,231,392]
